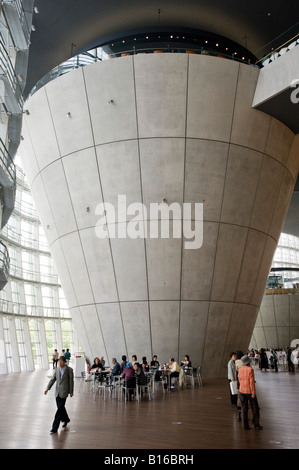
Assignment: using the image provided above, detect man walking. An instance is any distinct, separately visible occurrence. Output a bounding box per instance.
[44,355,74,434]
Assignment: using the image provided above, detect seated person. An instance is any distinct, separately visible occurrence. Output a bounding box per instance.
[109,358,121,381]
[133,362,147,386]
[99,356,105,369]
[150,355,160,369]
[90,357,103,371]
[120,355,127,372]
[166,358,180,389]
[131,355,137,365]
[180,355,192,368]
[141,356,149,372]
[122,363,136,400]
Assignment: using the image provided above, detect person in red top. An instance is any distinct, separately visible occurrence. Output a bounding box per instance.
[238,355,263,430]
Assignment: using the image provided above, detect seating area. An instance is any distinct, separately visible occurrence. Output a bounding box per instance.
[77,365,202,403]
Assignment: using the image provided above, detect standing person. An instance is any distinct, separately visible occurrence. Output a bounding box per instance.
[64,348,71,365]
[238,355,263,430]
[270,349,278,372]
[228,352,238,405]
[259,348,269,371]
[52,349,59,369]
[286,347,295,372]
[44,356,74,434]
[235,351,244,421]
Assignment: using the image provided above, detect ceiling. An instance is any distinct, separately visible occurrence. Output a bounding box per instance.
[25,0,299,96]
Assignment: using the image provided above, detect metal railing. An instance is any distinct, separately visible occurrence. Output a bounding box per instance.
[0,138,16,186]
[257,33,299,67]
[0,241,10,278]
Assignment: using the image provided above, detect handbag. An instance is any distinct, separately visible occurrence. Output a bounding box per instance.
[230,380,238,395]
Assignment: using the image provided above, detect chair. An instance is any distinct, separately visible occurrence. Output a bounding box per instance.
[108,374,122,399]
[184,367,194,387]
[78,371,93,393]
[123,377,139,402]
[195,366,203,386]
[153,370,167,394]
[94,372,110,400]
[138,374,152,400]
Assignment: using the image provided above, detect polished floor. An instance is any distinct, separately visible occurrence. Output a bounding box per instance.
[0,365,298,451]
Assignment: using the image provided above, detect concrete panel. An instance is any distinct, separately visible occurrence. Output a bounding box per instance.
[96,303,127,363]
[50,239,78,309]
[286,134,299,180]
[19,120,40,186]
[202,302,233,378]
[40,160,77,238]
[78,304,107,361]
[187,55,239,142]
[277,327,291,349]
[259,295,275,327]
[264,118,294,165]
[264,327,278,349]
[110,225,148,301]
[96,140,141,221]
[45,68,94,156]
[273,295,290,326]
[231,64,271,153]
[149,301,180,364]
[185,139,228,222]
[290,295,299,326]
[250,156,285,235]
[70,307,92,359]
[181,221,218,300]
[134,53,188,138]
[269,169,296,241]
[146,235,181,300]
[121,302,152,362]
[79,227,118,304]
[59,232,95,306]
[221,145,263,226]
[83,57,138,146]
[211,224,248,302]
[23,87,60,171]
[179,300,209,367]
[235,229,268,304]
[62,147,103,231]
[139,138,185,215]
[30,173,58,246]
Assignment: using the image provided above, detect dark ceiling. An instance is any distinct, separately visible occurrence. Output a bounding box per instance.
[25,0,299,97]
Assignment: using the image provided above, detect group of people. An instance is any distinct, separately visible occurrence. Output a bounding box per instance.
[248,346,298,372]
[52,348,71,368]
[90,354,193,394]
[228,351,263,431]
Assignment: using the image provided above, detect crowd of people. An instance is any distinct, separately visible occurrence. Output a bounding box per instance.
[247,347,298,372]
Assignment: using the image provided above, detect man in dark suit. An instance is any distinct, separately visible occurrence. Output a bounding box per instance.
[44,355,74,433]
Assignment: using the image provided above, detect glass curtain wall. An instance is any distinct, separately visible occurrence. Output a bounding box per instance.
[0,155,80,374]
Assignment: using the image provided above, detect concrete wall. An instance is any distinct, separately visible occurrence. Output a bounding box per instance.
[20,54,299,377]
[250,293,299,349]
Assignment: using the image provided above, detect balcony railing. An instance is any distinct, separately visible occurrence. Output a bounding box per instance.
[0,241,10,289]
[2,0,31,50]
[0,40,24,113]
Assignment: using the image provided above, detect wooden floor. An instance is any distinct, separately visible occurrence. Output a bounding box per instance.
[0,366,298,452]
